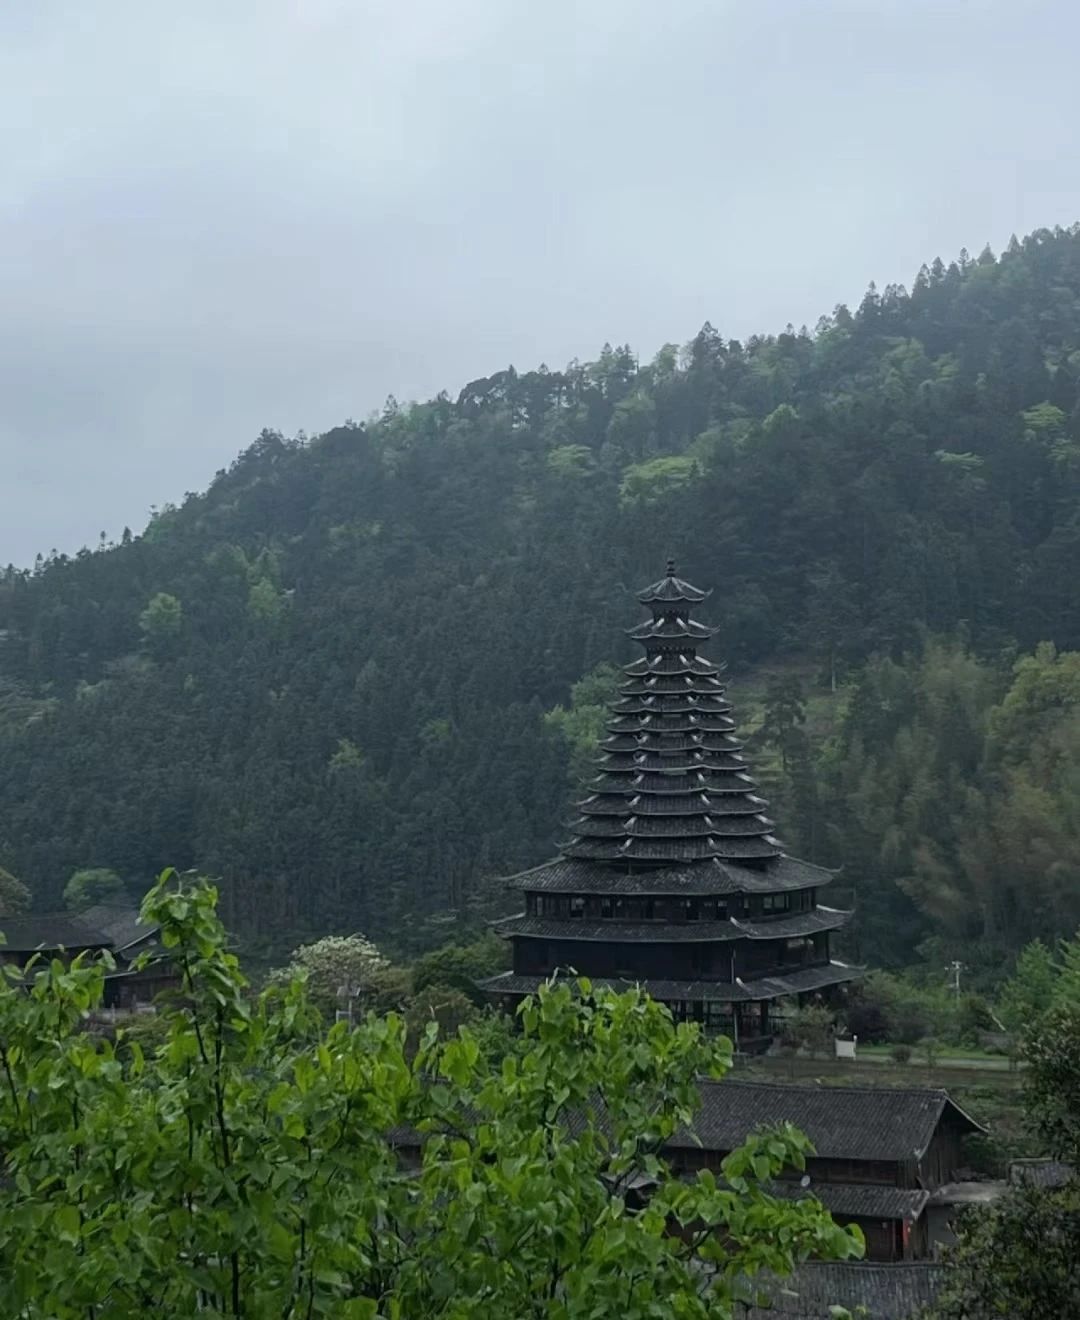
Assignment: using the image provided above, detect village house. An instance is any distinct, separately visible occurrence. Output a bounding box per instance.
[0,904,176,1012]
[667,1080,985,1262]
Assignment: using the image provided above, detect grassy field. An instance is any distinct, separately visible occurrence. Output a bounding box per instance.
[739,1052,1022,1089]
[855,1042,1015,1066]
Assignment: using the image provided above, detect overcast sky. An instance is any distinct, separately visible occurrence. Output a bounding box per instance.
[3,0,1079,566]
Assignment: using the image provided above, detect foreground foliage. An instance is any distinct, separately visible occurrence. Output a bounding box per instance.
[924,1005,1080,1318]
[0,873,861,1318]
[926,1182,1080,1320]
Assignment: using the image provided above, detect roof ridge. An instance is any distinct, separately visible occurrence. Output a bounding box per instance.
[798,1261,945,1274]
[704,1078,953,1099]
[495,857,563,883]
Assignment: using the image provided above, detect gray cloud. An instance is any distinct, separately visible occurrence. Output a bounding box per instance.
[3,0,1079,564]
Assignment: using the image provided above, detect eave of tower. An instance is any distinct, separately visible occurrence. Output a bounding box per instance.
[626,617,718,642]
[492,906,850,944]
[595,754,750,773]
[577,792,771,816]
[480,962,863,1005]
[637,563,709,605]
[568,813,775,838]
[500,854,837,897]
[611,712,735,731]
[619,676,728,695]
[624,655,721,678]
[599,735,745,757]
[588,771,764,794]
[562,835,784,863]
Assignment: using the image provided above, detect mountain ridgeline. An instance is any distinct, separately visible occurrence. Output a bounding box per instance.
[5,226,1080,964]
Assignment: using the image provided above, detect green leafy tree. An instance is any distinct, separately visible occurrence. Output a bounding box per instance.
[270,932,390,1019]
[606,389,657,462]
[1021,1003,1080,1166]
[617,455,697,508]
[545,443,594,479]
[403,980,476,1044]
[758,675,807,771]
[779,1004,835,1059]
[1055,928,1080,1008]
[0,863,30,916]
[806,561,860,691]
[138,591,183,651]
[63,866,126,910]
[925,1181,1080,1319]
[998,939,1059,1033]
[0,871,863,1317]
[247,576,286,624]
[410,932,508,1003]
[925,1004,1080,1318]
[544,662,621,786]
[362,963,413,1015]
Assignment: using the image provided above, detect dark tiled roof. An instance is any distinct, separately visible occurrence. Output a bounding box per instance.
[615,681,723,702]
[589,770,764,795]
[732,906,851,939]
[627,616,716,641]
[570,812,772,838]
[636,566,708,604]
[770,1180,929,1222]
[608,708,736,727]
[564,835,783,863]
[479,960,862,1004]
[493,916,743,943]
[1009,1158,1073,1188]
[670,1080,985,1160]
[579,793,767,817]
[599,732,743,754]
[502,854,833,897]
[625,654,720,678]
[79,905,157,953]
[0,907,158,957]
[592,750,749,772]
[743,1263,944,1319]
[0,913,111,953]
[612,694,732,713]
[493,907,849,944]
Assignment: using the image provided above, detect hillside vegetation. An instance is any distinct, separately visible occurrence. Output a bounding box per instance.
[5,226,1080,965]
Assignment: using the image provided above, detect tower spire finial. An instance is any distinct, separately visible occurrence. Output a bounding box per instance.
[666,557,676,577]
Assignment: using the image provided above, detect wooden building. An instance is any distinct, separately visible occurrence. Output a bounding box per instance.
[0,904,175,1010]
[482,562,861,1048]
[666,1081,985,1262]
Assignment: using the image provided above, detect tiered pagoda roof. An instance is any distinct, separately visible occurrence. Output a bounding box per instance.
[564,560,781,866]
[482,561,860,1019]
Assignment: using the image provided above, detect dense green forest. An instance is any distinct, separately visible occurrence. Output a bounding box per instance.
[5,226,1080,970]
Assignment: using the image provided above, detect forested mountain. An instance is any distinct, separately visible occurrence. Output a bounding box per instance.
[5,226,1080,964]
